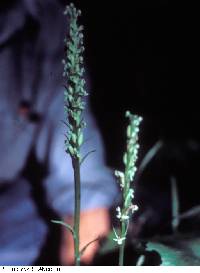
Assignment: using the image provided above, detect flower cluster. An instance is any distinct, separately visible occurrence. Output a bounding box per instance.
[114,171,125,189]
[113,111,142,246]
[123,111,142,183]
[63,3,88,159]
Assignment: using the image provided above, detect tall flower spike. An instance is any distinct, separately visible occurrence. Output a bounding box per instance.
[63,3,88,160]
[62,4,88,265]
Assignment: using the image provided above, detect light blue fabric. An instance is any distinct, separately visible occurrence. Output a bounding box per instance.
[0,0,118,265]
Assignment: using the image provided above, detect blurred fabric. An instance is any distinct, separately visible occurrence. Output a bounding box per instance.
[0,0,118,265]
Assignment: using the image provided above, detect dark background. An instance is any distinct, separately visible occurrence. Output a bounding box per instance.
[72,0,168,163]
[68,0,200,235]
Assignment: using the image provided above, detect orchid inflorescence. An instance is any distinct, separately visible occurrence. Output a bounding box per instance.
[63,3,88,160]
[114,111,142,264]
[61,3,88,265]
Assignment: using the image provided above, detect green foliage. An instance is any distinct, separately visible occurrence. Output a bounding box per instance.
[171,176,180,233]
[137,140,163,178]
[51,220,74,234]
[147,235,200,265]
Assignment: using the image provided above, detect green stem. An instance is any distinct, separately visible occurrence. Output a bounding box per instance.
[72,157,81,265]
[119,221,126,266]
[119,166,129,266]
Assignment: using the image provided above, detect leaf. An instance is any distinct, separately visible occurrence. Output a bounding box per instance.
[147,238,200,265]
[171,176,180,232]
[187,238,200,258]
[80,150,96,165]
[136,255,145,266]
[60,120,72,130]
[80,237,100,257]
[137,140,163,177]
[178,205,200,220]
[63,133,70,144]
[51,220,74,235]
[147,241,184,265]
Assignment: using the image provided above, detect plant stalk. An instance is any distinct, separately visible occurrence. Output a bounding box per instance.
[72,156,81,265]
[119,221,126,266]
[63,3,88,266]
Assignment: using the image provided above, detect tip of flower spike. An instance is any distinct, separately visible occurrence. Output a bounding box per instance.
[125,111,131,118]
[125,111,143,123]
[64,3,79,16]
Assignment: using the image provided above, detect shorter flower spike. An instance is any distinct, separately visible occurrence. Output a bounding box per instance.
[114,111,142,265]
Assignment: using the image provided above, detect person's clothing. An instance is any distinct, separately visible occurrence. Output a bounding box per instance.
[0,0,118,265]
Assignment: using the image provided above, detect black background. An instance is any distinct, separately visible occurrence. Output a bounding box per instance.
[73,0,169,164]
[68,1,200,234]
